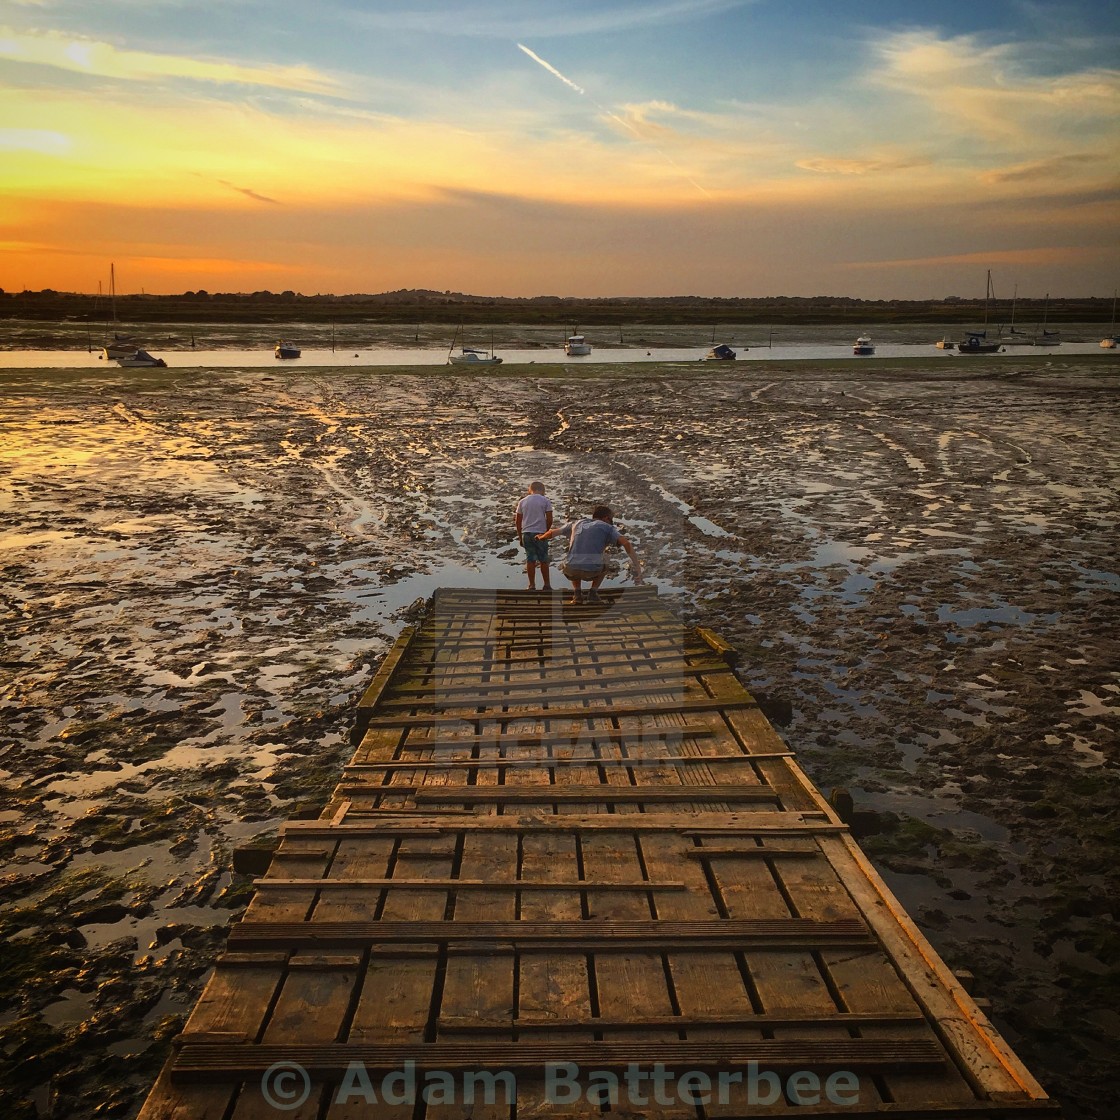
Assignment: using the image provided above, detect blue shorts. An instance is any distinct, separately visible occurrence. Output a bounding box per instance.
[522,533,550,564]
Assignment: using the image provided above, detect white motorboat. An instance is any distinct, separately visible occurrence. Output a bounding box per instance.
[705,344,737,360]
[853,335,875,355]
[1102,291,1118,348]
[116,348,167,368]
[448,347,503,366]
[275,341,301,359]
[564,334,592,356]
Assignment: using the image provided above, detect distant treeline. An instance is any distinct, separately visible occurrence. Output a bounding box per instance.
[1,287,1112,326]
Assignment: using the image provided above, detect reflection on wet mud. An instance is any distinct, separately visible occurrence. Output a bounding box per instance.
[1,360,1118,1119]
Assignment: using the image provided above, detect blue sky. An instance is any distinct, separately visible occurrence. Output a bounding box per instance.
[2,0,1118,296]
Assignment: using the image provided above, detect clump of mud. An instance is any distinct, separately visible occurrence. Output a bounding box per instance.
[1,358,1117,1118]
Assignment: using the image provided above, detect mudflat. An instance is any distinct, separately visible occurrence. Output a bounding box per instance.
[1,356,1116,1119]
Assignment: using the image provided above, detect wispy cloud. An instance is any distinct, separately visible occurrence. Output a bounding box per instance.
[844,246,1097,270]
[980,152,1107,184]
[216,179,279,204]
[0,28,340,93]
[351,1,751,39]
[0,127,71,155]
[796,154,932,176]
[870,28,1120,143]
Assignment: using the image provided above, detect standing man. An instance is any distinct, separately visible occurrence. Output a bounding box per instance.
[515,480,554,590]
[540,504,643,605]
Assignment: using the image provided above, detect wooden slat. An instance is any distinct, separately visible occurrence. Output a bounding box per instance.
[342,752,790,772]
[371,723,718,750]
[410,784,781,804]
[364,695,756,726]
[250,878,687,891]
[385,664,732,697]
[173,1039,947,1080]
[227,918,874,950]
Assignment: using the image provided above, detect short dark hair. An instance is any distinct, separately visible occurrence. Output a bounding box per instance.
[592,505,613,521]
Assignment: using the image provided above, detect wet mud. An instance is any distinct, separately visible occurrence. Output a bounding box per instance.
[1,358,1117,1118]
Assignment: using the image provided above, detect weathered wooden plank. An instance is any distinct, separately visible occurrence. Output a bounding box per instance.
[581,831,697,1119]
[515,830,600,1117]
[350,626,417,745]
[427,832,518,1120]
[342,752,792,773]
[410,784,781,805]
[364,695,757,728]
[386,664,734,698]
[250,878,688,891]
[369,723,718,752]
[227,918,874,950]
[393,649,725,682]
[280,810,841,836]
[817,832,1052,1101]
[173,1039,946,1079]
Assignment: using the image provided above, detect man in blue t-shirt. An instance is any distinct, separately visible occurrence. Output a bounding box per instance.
[539,504,644,605]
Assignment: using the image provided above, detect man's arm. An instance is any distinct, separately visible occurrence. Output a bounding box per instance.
[545,509,553,530]
[618,534,644,584]
[515,507,523,535]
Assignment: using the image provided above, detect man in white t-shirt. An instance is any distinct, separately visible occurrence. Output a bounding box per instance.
[514,480,554,590]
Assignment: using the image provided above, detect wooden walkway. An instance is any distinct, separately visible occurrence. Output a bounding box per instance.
[139,587,1058,1118]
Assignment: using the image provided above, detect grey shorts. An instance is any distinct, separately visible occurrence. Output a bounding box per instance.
[562,564,604,581]
[522,533,549,564]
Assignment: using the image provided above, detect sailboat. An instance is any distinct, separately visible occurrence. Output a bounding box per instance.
[1000,284,1032,345]
[956,271,1003,353]
[447,325,503,366]
[101,264,141,359]
[1032,293,1060,346]
[1101,290,1118,349]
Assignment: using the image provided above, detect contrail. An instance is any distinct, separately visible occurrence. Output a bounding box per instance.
[516,41,710,199]
[517,43,585,95]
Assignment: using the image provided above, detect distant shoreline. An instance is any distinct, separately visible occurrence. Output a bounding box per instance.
[3,289,1114,327]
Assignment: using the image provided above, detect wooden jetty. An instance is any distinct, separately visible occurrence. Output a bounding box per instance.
[139,587,1058,1118]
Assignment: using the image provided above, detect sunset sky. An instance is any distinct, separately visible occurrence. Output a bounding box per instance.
[2,0,1118,298]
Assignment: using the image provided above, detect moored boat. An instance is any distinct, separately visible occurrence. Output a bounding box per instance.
[957,331,1003,353]
[705,343,737,360]
[957,270,1003,352]
[448,346,503,366]
[116,348,167,368]
[100,265,142,358]
[275,341,301,359]
[853,335,875,355]
[564,334,592,356]
[934,337,956,349]
[1102,291,1118,348]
